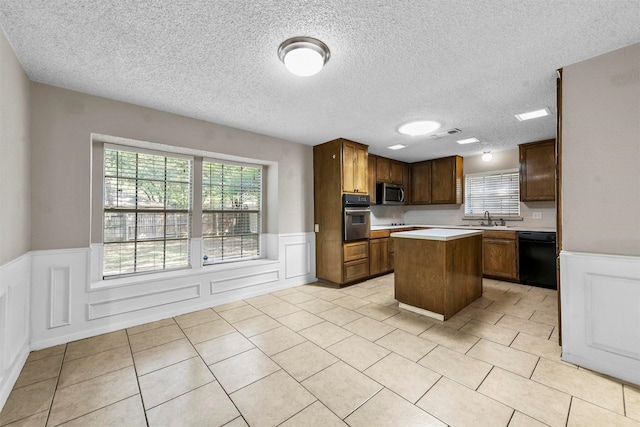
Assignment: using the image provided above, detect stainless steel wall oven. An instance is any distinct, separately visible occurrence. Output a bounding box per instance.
[343,194,370,241]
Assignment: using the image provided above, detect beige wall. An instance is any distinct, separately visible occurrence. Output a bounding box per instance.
[0,30,30,265]
[463,149,519,175]
[30,83,313,250]
[562,43,640,256]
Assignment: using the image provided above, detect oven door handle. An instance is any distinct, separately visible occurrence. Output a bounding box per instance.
[344,209,371,215]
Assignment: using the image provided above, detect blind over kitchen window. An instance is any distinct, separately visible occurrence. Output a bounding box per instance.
[103,146,193,277]
[464,169,520,217]
[202,160,262,264]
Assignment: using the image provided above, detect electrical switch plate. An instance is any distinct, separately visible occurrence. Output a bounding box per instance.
[314,224,319,232]
[533,212,542,220]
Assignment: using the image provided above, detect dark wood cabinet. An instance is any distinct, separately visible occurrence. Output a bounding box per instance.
[343,241,369,282]
[342,140,368,194]
[482,230,518,281]
[519,139,556,201]
[410,156,463,205]
[368,154,377,204]
[314,138,369,286]
[410,161,432,204]
[431,156,464,204]
[376,156,403,184]
[402,164,411,205]
[369,229,391,276]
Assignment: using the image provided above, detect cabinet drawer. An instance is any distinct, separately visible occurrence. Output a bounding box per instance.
[483,230,517,240]
[370,229,390,239]
[344,258,369,282]
[343,241,369,262]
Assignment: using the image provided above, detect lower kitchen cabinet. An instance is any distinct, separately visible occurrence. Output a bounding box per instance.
[482,230,518,281]
[369,236,391,276]
[343,241,370,282]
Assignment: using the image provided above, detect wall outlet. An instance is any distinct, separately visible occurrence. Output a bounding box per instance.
[532,212,543,220]
[314,224,320,232]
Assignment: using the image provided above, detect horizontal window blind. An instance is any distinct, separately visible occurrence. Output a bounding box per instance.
[103,148,192,277]
[465,169,520,217]
[202,161,262,264]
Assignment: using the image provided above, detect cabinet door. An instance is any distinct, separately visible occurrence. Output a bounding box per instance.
[390,161,403,185]
[369,238,390,275]
[482,238,518,280]
[402,164,411,205]
[520,139,556,201]
[376,157,390,183]
[355,144,368,194]
[431,156,463,204]
[411,161,432,204]
[368,155,377,204]
[342,141,357,193]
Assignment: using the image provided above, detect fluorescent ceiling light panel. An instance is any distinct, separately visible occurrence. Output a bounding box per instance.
[387,144,406,150]
[398,120,441,136]
[456,137,479,144]
[514,107,551,121]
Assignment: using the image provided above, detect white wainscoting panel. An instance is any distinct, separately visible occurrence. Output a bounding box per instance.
[49,266,71,328]
[29,233,316,351]
[210,270,280,295]
[560,251,640,385]
[285,242,311,279]
[0,253,31,411]
[88,283,201,319]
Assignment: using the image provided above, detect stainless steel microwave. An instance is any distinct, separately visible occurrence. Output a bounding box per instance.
[376,182,405,205]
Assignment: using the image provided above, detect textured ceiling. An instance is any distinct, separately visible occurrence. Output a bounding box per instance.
[0,1,638,162]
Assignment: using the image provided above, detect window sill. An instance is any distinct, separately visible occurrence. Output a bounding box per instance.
[90,258,279,292]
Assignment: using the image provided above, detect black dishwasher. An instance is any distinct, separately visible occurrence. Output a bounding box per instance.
[518,232,557,289]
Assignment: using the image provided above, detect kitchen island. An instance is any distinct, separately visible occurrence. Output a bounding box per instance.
[391,228,483,320]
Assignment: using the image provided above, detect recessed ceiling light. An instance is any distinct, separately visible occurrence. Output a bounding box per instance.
[398,120,441,136]
[387,144,406,150]
[514,107,551,121]
[278,37,330,77]
[456,137,480,144]
[482,151,493,162]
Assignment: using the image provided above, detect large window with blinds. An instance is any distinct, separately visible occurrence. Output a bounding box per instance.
[103,147,192,277]
[464,169,520,217]
[202,161,262,264]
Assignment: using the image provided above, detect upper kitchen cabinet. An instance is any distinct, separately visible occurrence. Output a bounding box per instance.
[519,139,556,201]
[410,155,463,205]
[376,156,403,184]
[368,154,377,204]
[431,156,464,204]
[342,139,368,194]
[410,160,432,204]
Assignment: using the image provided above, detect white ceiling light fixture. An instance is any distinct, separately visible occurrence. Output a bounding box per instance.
[456,137,480,144]
[278,36,330,77]
[514,107,551,121]
[482,151,493,162]
[398,120,441,136]
[387,144,406,150]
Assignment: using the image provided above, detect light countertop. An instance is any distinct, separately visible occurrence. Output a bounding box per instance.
[390,228,483,241]
[372,224,556,233]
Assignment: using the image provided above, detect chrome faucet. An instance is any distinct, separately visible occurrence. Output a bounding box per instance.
[482,211,492,226]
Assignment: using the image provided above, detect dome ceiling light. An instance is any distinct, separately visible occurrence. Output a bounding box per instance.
[482,151,493,162]
[278,37,330,77]
[398,120,441,136]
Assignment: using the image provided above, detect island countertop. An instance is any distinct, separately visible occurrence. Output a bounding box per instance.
[390,228,483,241]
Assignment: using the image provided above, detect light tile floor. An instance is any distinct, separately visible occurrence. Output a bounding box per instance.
[2,275,640,426]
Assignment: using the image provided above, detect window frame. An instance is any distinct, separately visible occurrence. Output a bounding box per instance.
[102,144,194,279]
[201,158,263,266]
[463,168,521,219]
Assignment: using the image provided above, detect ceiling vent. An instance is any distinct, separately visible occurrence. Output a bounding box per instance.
[429,128,462,139]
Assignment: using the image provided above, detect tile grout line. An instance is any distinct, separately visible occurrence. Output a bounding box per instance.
[43,343,67,427]
[125,327,150,427]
